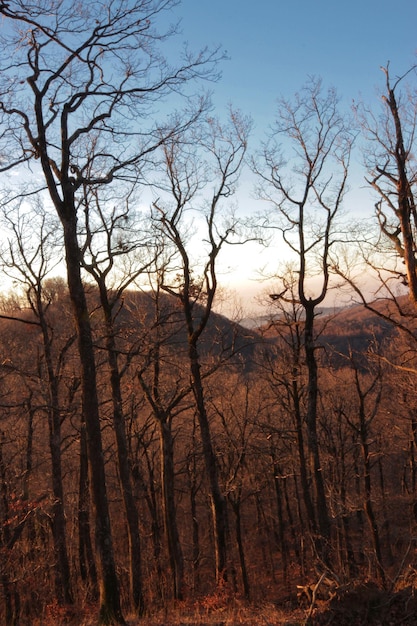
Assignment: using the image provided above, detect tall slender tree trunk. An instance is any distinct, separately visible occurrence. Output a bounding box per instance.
[49,408,73,605]
[189,343,228,584]
[283,474,301,566]
[382,79,417,306]
[230,491,250,599]
[159,419,184,599]
[101,295,144,615]
[0,434,18,626]
[292,372,317,535]
[338,449,357,577]
[78,421,99,600]
[359,411,385,585]
[186,424,201,592]
[61,216,124,624]
[37,306,73,606]
[132,441,164,599]
[304,304,331,551]
[270,453,288,583]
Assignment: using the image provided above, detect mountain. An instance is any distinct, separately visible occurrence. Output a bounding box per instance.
[100,289,263,370]
[253,295,417,369]
[319,296,417,359]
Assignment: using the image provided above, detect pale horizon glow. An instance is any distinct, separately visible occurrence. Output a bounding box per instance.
[170,0,417,316]
[2,1,416,320]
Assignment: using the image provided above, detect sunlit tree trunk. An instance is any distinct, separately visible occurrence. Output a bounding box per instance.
[348,360,385,585]
[304,303,331,546]
[229,488,250,599]
[360,415,385,584]
[189,343,228,582]
[99,291,145,615]
[270,451,288,584]
[186,421,201,592]
[78,421,99,601]
[292,370,317,536]
[35,294,74,606]
[62,216,124,624]
[159,419,184,599]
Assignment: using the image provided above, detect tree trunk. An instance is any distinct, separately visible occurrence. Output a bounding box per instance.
[230,493,250,599]
[78,421,99,601]
[304,303,331,549]
[338,449,357,577]
[37,305,73,606]
[159,419,184,600]
[189,342,228,584]
[61,216,124,624]
[384,82,417,305]
[283,474,301,566]
[292,372,317,535]
[271,454,288,583]
[293,472,307,576]
[49,415,73,605]
[0,435,18,625]
[186,430,201,592]
[101,294,144,615]
[359,408,385,585]
[132,443,164,599]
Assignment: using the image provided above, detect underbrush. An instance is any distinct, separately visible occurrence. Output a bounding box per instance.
[24,567,417,625]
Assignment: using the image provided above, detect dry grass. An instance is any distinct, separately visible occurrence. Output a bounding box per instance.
[31,573,417,625]
[34,597,306,626]
[124,602,306,625]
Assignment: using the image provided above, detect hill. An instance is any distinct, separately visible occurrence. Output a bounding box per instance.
[255,294,417,368]
[114,289,263,367]
[319,296,417,361]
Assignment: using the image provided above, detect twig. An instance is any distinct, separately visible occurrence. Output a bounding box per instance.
[304,572,326,625]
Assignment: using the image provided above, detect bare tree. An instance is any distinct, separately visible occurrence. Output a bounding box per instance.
[151,109,250,584]
[340,65,417,510]
[0,204,76,606]
[0,2,220,621]
[341,351,386,584]
[254,78,354,558]
[357,64,417,304]
[333,65,417,355]
[78,183,156,616]
[260,268,316,543]
[135,278,189,601]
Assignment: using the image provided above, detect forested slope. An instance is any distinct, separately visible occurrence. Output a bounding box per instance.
[1,288,417,624]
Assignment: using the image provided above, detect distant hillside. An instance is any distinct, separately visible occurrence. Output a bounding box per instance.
[240,305,346,330]
[5,287,416,373]
[319,296,417,360]
[0,287,264,373]
[254,295,417,369]
[104,289,263,370]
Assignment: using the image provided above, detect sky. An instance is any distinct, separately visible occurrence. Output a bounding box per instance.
[2,1,416,317]
[175,0,417,115]
[164,0,417,316]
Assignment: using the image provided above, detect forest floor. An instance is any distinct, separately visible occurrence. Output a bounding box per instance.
[36,576,417,625]
[57,582,417,626]
[123,584,417,625]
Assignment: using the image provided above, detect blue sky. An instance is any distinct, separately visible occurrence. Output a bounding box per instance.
[2,1,415,314]
[175,0,417,122]
[164,1,417,314]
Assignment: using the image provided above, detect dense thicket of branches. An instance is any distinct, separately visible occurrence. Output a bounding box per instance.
[0,2,416,624]
[1,281,417,625]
